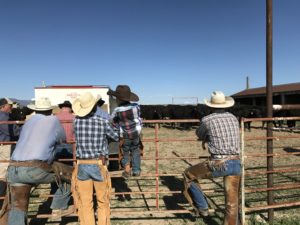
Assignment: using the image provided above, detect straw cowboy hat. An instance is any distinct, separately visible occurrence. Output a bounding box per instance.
[204,91,235,108]
[27,97,56,111]
[72,92,101,117]
[107,85,139,102]
[58,100,72,108]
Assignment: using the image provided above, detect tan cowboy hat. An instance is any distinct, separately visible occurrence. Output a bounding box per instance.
[27,97,56,111]
[204,91,235,108]
[72,92,101,117]
[107,85,139,102]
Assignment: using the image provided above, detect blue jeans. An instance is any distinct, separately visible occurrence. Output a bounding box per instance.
[77,164,103,181]
[188,159,241,209]
[121,137,141,173]
[7,166,71,225]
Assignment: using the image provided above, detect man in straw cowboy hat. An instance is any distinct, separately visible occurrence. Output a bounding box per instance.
[182,91,241,225]
[5,97,72,225]
[72,92,119,225]
[107,85,143,178]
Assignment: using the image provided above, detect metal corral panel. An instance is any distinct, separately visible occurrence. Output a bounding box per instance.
[34,85,116,113]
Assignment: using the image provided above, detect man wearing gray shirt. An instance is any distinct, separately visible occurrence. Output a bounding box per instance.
[6,97,71,225]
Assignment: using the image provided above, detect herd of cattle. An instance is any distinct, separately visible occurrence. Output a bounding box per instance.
[8,103,300,131]
[140,104,300,130]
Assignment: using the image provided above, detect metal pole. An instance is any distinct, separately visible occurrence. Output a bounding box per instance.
[266,0,274,222]
[240,119,246,225]
[155,123,160,209]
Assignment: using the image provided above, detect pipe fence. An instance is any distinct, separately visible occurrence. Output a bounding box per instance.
[1,117,300,224]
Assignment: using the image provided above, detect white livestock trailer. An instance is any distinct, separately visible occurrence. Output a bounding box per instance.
[34,85,117,114]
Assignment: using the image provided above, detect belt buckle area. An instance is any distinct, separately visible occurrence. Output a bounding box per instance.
[211,155,226,160]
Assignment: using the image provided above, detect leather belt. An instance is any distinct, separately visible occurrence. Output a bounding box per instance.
[9,160,52,170]
[77,155,106,165]
[210,155,240,160]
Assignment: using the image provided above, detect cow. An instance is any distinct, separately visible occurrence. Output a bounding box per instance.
[9,107,33,121]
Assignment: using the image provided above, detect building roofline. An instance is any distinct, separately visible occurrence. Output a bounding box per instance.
[34,85,111,89]
[232,82,300,97]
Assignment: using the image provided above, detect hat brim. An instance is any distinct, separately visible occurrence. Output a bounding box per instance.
[27,104,55,111]
[204,96,235,108]
[107,89,139,102]
[72,95,101,117]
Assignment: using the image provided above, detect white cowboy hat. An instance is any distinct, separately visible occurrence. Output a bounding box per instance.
[204,91,235,108]
[27,97,55,111]
[72,92,101,117]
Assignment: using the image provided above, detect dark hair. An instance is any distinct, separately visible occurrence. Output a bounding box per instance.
[36,109,53,116]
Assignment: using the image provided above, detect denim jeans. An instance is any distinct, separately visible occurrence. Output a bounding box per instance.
[184,159,241,224]
[188,159,241,209]
[77,164,103,181]
[121,137,141,173]
[7,166,71,225]
[73,162,111,225]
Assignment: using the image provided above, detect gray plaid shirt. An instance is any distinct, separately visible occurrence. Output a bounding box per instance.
[74,114,119,159]
[196,112,240,155]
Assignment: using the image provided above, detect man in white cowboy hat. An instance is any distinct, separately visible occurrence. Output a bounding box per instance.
[5,97,72,225]
[72,92,119,225]
[107,85,143,178]
[182,91,241,225]
[0,97,20,221]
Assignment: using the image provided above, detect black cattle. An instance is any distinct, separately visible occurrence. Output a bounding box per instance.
[229,105,264,131]
[9,107,33,121]
[140,105,166,128]
[167,104,200,130]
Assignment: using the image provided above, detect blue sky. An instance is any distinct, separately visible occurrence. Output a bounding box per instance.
[0,0,299,104]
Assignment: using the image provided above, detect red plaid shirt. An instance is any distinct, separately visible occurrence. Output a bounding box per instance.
[56,110,75,143]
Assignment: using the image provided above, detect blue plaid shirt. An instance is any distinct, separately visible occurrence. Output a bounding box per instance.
[196,112,240,156]
[74,114,119,159]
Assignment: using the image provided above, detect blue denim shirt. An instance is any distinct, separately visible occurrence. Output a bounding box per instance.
[11,114,66,163]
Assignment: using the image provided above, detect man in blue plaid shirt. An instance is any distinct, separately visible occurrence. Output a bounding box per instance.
[183,91,241,225]
[72,92,119,225]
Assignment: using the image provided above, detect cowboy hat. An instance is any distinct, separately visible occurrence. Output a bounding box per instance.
[27,97,55,111]
[58,100,72,108]
[204,91,234,108]
[107,85,139,102]
[72,92,101,117]
[0,98,13,107]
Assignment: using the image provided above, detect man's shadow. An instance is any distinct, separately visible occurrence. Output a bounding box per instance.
[160,176,220,225]
[111,177,132,202]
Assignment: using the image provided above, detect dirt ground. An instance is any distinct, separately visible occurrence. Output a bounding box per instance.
[27,122,300,225]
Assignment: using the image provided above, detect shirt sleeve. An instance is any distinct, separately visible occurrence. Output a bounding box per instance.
[196,122,207,140]
[105,120,119,142]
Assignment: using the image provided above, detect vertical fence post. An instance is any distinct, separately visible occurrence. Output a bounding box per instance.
[266,0,274,222]
[155,123,159,210]
[240,118,246,225]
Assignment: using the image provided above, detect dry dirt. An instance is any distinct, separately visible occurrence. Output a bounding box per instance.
[27,122,300,225]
